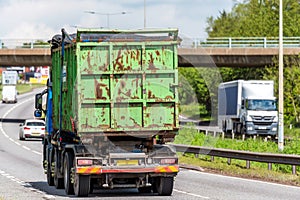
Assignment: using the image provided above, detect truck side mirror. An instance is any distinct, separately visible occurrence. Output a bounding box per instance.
[34,110,42,118]
[241,99,245,109]
[35,93,43,110]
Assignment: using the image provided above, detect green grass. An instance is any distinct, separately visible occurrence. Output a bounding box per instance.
[174,127,300,185]
[179,103,209,120]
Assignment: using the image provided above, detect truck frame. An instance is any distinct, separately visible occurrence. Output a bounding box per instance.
[34,28,179,197]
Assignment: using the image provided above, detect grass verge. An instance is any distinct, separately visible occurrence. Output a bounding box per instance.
[175,127,300,186]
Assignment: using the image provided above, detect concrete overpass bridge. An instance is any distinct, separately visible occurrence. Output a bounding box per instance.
[1,37,300,67]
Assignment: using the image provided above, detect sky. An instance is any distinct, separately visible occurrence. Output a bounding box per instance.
[0,0,238,40]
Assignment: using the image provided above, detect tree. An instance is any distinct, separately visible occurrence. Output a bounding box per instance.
[204,0,300,126]
[264,55,300,125]
[206,0,300,37]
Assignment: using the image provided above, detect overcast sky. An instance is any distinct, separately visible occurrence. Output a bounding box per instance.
[0,0,237,40]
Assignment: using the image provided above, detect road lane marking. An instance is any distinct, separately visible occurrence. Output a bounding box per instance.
[22,145,31,151]
[0,97,42,156]
[174,189,210,199]
[187,169,300,190]
[0,169,55,199]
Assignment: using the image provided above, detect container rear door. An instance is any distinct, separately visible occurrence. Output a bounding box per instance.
[77,42,178,133]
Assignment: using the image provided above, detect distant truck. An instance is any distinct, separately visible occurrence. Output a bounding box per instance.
[34,28,179,197]
[218,80,278,137]
[2,71,18,103]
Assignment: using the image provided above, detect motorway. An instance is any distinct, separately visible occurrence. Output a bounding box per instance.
[0,90,300,199]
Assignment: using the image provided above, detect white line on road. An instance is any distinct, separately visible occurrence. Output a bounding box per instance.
[174,189,210,199]
[188,169,300,190]
[0,97,42,156]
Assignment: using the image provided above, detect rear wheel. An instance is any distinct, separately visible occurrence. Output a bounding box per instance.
[64,152,74,195]
[47,149,54,186]
[54,150,64,189]
[74,174,90,197]
[156,177,174,196]
[19,132,25,140]
[47,162,54,186]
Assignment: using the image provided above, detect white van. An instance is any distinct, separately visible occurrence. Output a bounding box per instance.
[2,85,17,103]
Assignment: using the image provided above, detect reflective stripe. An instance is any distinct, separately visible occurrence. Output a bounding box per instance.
[76,165,179,174]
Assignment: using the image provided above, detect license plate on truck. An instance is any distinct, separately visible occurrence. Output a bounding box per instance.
[117,160,138,166]
[258,126,267,130]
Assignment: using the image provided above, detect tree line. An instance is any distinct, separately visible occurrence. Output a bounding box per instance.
[179,0,300,126]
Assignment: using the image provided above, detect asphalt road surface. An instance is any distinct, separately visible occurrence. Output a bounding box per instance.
[0,89,300,200]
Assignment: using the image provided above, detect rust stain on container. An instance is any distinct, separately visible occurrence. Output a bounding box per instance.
[165,96,174,100]
[147,53,158,70]
[94,79,107,100]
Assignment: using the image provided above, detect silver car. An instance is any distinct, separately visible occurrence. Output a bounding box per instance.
[19,119,45,140]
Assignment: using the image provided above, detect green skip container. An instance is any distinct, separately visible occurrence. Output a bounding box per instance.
[51,28,179,140]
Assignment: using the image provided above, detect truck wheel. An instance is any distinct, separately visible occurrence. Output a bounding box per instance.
[64,152,74,195]
[47,162,54,186]
[74,175,90,197]
[156,177,174,196]
[54,150,64,189]
[46,149,54,186]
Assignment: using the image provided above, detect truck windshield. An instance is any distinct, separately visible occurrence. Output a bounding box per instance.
[247,99,277,111]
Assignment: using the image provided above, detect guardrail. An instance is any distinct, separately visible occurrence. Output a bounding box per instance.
[172,144,300,174]
[2,37,300,49]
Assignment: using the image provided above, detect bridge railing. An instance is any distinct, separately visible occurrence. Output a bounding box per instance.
[2,37,300,49]
[197,37,300,48]
[0,39,50,49]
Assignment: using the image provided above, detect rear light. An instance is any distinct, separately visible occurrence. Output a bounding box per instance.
[41,127,45,130]
[77,159,93,166]
[24,127,30,130]
[160,158,177,164]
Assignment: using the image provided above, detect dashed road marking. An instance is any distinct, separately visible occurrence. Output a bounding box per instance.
[174,189,210,199]
[0,97,42,156]
[0,97,55,199]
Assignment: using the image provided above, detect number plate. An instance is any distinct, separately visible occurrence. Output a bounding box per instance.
[258,126,267,130]
[116,160,138,166]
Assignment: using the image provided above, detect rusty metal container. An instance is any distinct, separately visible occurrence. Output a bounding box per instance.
[51,29,179,138]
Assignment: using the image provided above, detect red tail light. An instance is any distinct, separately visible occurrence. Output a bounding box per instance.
[24,127,30,130]
[41,127,45,130]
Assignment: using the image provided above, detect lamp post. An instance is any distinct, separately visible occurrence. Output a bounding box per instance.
[278,0,284,151]
[144,0,146,29]
[85,11,127,28]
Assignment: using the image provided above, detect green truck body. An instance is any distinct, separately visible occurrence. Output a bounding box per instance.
[35,28,179,197]
[51,29,179,137]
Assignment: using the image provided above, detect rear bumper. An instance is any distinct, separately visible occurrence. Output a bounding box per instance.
[76,165,179,175]
[25,134,45,138]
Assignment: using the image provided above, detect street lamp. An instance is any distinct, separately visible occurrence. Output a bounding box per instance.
[85,11,127,28]
[278,0,284,151]
[144,0,146,29]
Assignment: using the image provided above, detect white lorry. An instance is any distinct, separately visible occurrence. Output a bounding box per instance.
[2,71,18,103]
[218,80,278,137]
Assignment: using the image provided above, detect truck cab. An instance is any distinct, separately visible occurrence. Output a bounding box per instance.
[241,97,278,135]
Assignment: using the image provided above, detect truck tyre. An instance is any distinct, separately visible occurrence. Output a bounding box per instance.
[47,149,54,186]
[156,177,174,196]
[54,150,64,189]
[64,152,74,195]
[74,175,90,197]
